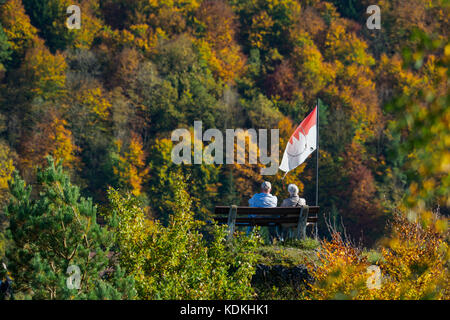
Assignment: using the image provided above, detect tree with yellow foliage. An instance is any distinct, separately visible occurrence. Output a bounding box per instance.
[0,0,38,62]
[72,0,104,50]
[110,133,149,197]
[385,30,449,213]
[20,39,67,100]
[0,140,15,205]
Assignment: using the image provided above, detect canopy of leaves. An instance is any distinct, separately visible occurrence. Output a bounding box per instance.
[0,0,448,299]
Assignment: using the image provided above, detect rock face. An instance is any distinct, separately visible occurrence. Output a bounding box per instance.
[252,264,314,289]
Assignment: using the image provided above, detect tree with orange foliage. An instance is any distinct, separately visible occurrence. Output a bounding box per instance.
[264,60,299,101]
[342,141,385,246]
[195,0,246,83]
[20,113,80,173]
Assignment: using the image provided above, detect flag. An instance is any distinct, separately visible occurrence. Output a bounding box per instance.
[279,106,317,173]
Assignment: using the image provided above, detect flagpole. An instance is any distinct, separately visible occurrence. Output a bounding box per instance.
[316,98,319,206]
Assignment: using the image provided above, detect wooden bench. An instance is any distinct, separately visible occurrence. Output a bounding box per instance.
[213,205,320,240]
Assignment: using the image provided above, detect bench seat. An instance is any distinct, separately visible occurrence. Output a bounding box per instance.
[213,205,319,240]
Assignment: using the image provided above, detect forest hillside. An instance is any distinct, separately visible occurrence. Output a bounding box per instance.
[0,0,448,300]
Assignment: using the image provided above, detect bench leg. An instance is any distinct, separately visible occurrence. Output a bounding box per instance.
[306,222,318,239]
[315,222,318,240]
[295,206,309,240]
[227,205,237,241]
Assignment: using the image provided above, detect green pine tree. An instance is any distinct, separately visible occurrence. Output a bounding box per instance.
[21,0,75,52]
[4,157,137,299]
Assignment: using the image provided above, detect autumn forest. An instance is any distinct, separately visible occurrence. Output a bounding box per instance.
[0,0,448,300]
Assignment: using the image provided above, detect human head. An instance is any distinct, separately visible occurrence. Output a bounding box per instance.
[288,184,299,197]
[261,181,271,193]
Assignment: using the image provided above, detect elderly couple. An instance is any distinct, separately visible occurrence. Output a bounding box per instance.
[247,181,306,239]
[249,181,306,208]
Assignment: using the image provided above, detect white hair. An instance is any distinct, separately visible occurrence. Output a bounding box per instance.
[261,181,271,191]
[288,184,299,196]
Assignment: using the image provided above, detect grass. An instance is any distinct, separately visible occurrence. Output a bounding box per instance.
[252,241,320,299]
[255,236,320,266]
[362,249,385,264]
[256,244,318,267]
[279,237,321,250]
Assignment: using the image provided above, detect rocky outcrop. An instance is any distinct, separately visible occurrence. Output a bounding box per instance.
[252,264,314,289]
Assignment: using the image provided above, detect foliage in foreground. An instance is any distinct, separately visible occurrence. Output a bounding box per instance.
[4,158,137,299]
[106,172,262,300]
[2,160,262,300]
[307,212,449,300]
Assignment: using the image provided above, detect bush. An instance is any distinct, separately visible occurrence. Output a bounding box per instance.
[106,172,262,299]
[307,212,449,300]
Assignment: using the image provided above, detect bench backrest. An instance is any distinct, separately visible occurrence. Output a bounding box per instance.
[214,206,319,216]
[214,205,320,240]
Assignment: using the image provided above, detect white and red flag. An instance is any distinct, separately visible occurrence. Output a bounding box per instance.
[279,106,317,173]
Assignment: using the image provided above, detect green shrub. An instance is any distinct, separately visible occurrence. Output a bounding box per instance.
[106,172,262,299]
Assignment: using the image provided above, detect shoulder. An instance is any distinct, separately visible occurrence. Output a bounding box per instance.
[269,194,278,205]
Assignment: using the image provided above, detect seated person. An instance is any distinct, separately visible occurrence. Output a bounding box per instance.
[279,184,306,240]
[280,184,306,207]
[248,181,277,236]
[249,181,278,207]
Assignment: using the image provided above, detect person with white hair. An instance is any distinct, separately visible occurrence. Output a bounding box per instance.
[280,184,306,207]
[247,181,278,236]
[248,181,278,208]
